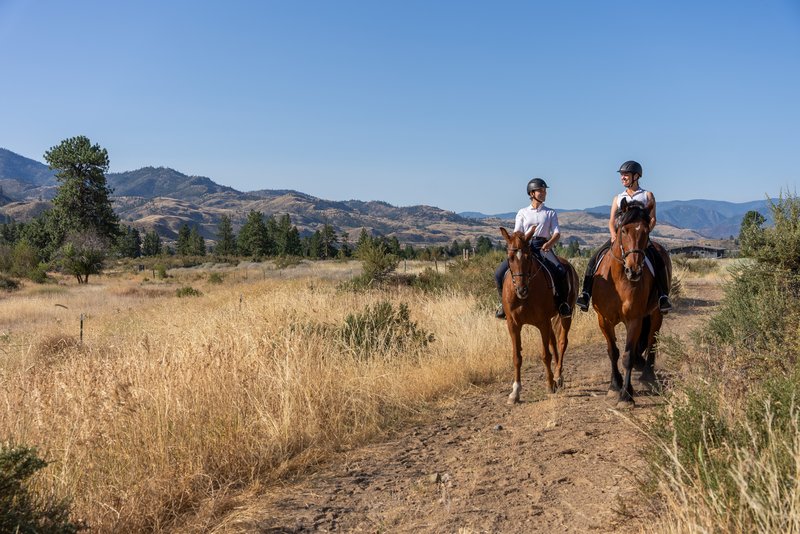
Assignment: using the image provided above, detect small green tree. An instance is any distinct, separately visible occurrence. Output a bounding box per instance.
[188,226,205,256]
[57,231,108,284]
[739,210,766,257]
[215,215,237,255]
[237,210,268,257]
[141,230,162,256]
[176,224,192,256]
[357,238,399,283]
[116,225,142,258]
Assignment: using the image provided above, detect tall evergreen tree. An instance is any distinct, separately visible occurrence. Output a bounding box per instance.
[215,215,237,255]
[142,230,162,256]
[176,224,192,256]
[189,226,206,256]
[319,224,338,259]
[116,225,142,258]
[44,136,119,244]
[238,210,268,257]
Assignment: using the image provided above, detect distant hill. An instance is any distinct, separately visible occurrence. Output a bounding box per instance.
[0,147,730,246]
[108,167,239,201]
[463,198,774,240]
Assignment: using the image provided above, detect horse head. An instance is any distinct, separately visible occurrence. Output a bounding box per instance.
[500,225,537,299]
[615,199,650,282]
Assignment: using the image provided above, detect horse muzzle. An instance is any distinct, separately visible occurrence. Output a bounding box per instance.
[625,265,643,282]
[515,287,529,300]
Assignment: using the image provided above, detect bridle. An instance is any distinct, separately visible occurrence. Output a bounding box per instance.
[507,245,541,294]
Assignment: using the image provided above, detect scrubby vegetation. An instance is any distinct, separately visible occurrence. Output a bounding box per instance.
[650,193,800,532]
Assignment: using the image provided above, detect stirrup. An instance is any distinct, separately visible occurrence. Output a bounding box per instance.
[576,292,590,312]
[659,295,673,314]
[495,304,506,319]
[558,302,572,318]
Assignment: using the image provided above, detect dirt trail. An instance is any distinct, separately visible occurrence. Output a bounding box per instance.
[228,279,720,533]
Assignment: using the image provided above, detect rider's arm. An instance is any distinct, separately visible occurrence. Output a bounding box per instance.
[542,230,560,252]
[514,209,525,233]
[608,196,619,241]
[647,191,657,231]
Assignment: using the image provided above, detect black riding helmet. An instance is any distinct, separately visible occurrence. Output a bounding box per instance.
[618,160,643,177]
[527,178,549,194]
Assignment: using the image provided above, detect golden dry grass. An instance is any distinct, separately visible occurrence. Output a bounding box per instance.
[0,261,600,532]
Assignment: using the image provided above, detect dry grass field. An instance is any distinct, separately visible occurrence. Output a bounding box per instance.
[0,259,602,532]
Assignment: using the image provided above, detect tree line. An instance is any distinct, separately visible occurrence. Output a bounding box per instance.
[3,135,545,285]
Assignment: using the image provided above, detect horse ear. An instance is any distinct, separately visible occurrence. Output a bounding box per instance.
[620,198,629,211]
[499,227,512,243]
[524,225,537,242]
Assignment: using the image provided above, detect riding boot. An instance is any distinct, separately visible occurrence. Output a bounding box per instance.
[575,273,593,312]
[554,271,572,318]
[576,239,610,312]
[646,244,673,314]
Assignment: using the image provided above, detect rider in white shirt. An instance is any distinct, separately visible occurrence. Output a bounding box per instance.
[494,178,572,319]
[575,160,673,313]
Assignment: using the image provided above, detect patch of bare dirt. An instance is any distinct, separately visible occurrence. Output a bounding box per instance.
[220,279,721,533]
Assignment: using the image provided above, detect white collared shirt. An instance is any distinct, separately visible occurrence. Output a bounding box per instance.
[514,204,560,238]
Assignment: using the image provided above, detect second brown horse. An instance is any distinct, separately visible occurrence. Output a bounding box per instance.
[590,199,672,408]
[500,226,578,403]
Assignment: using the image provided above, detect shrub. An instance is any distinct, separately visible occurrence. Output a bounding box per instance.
[356,240,398,284]
[274,255,302,269]
[339,300,434,359]
[0,274,20,291]
[155,264,168,279]
[207,272,224,284]
[175,286,202,298]
[0,444,83,533]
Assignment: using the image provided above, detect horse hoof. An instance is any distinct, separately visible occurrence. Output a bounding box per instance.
[507,396,520,405]
[555,376,564,389]
[616,399,635,409]
[606,390,620,399]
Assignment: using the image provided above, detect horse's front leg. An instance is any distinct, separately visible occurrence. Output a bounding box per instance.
[618,320,644,408]
[598,317,622,395]
[539,322,556,394]
[507,322,523,404]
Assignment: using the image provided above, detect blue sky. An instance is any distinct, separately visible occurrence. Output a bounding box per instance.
[1,1,798,213]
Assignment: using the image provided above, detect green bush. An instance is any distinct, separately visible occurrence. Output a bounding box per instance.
[27,263,49,284]
[175,286,202,298]
[207,272,225,284]
[274,255,302,269]
[339,300,434,359]
[672,256,719,275]
[155,264,168,279]
[0,444,83,533]
[356,240,399,284]
[0,274,20,292]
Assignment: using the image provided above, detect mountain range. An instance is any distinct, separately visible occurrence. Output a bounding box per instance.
[0,147,768,247]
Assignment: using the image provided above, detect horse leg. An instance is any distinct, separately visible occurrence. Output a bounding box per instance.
[618,320,644,408]
[538,322,556,394]
[598,317,622,396]
[552,317,570,390]
[639,312,663,391]
[507,323,523,404]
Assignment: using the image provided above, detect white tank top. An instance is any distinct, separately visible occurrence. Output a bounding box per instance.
[616,188,650,208]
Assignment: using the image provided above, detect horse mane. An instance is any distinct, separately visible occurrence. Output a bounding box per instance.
[615,200,649,227]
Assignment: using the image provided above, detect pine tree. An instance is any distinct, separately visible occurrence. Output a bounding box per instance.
[215,215,237,255]
[44,136,119,244]
[176,224,192,256]
[142,230,162,256]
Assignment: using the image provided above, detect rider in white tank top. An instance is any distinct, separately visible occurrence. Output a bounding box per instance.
[616,188,650,209]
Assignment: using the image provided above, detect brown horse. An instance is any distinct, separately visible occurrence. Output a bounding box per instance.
[590,199,672,408]
[500,226,579,404]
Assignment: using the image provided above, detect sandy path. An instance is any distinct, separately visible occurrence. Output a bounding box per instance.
[223,279,720,533]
